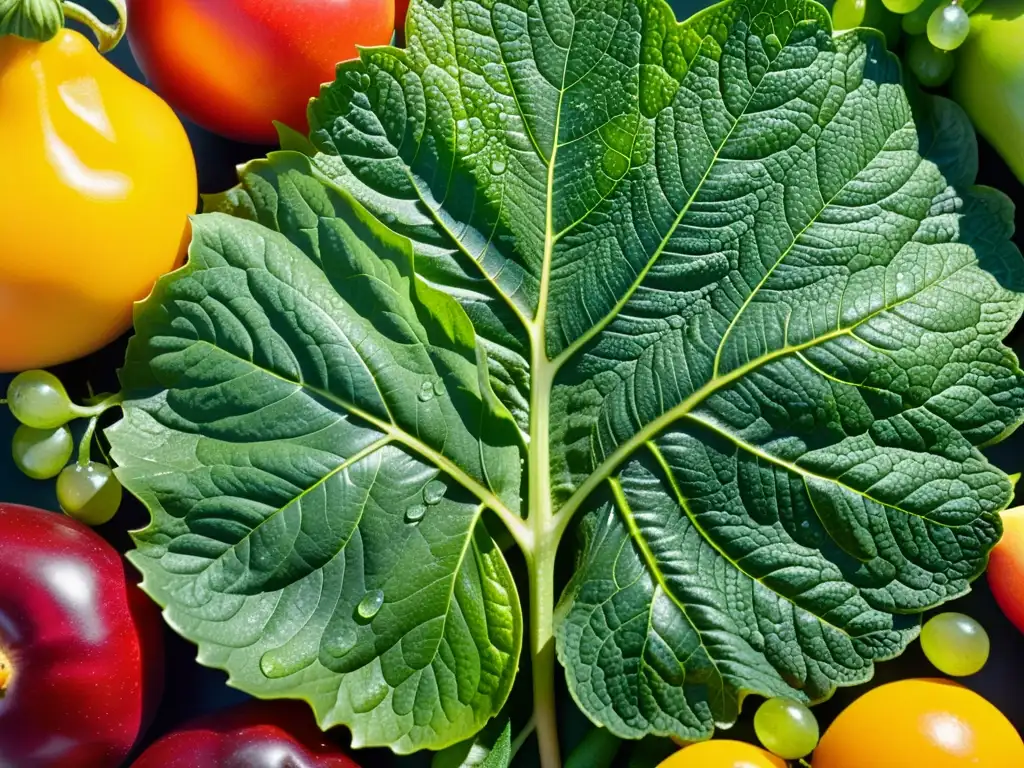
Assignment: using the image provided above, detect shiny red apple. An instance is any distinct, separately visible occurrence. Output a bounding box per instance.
[0,503,164,767]
[130,700,359,768]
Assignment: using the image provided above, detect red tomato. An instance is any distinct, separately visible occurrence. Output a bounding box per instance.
[130,701,359,768]
[0,504,164,767]
[988,506,1024,634]
[126,0,395,143]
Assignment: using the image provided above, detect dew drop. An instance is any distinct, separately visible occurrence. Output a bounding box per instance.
[260,652,286,679]
[406,504,427,522]
[357,589,384,620]
[490,156,507,175]
[499,112,509,123]
[350,676,389,713]
[423,479,448,505]
[418,381,435,402]
[259,643,315,679]
[324,627,358,659]
[432,379,446,396]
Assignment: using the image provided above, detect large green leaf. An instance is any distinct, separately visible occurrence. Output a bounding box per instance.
[111,0,1024,754]
[112,198,524,752]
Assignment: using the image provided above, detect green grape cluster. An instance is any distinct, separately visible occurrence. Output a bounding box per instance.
[5,370,123,526]
[831,0,981,87]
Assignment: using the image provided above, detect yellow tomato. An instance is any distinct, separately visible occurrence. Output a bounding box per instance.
[813,679,1024,768]
[0,30,196,372]
[659,740,787,767]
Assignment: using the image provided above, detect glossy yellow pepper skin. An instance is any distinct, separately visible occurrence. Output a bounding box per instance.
[0,29,196,372]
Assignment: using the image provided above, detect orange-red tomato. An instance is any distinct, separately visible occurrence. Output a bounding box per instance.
[126,0,395,144]
[988,506,1024,635]
[0,30,196,372]
[658,740,786,767]
[813,679,1024,768]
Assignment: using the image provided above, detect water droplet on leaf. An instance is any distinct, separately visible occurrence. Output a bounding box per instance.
[259,644,315,679]
[357,589,384,619]
[324,628,357,659]
[406,504,427,522]
[423,479,447,505]
[418,381,434,402]
[350,676,389,713]
[490,157,507,174]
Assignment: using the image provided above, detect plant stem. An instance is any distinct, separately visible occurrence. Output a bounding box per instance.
[63,0,127,53]
[529,544,560,768]
[510,713,538,758]
[526,348,561,768]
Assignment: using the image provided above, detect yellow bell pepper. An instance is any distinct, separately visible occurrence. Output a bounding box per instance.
[0,1,196,372]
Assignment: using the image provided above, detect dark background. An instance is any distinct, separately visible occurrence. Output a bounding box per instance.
[2,1,1023,765]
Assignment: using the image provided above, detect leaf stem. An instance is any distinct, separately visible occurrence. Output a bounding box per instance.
[528,542,561,768]
[526,344,562,768]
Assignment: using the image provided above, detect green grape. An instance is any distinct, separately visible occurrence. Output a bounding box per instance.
[883,0,924,14]
[832,0,867,29]
[57,462,123,526]
[927,2,971,50]
[903,0,942,33]
[921,612,990,676]
[905,34,956,86]
[754,697,820,759]
[12,424,73,480]
[6,370,78,429]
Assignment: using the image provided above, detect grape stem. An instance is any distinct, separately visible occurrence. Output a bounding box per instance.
[73,392,122,467]
[71,392,123,420]
[78,415,99,466]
